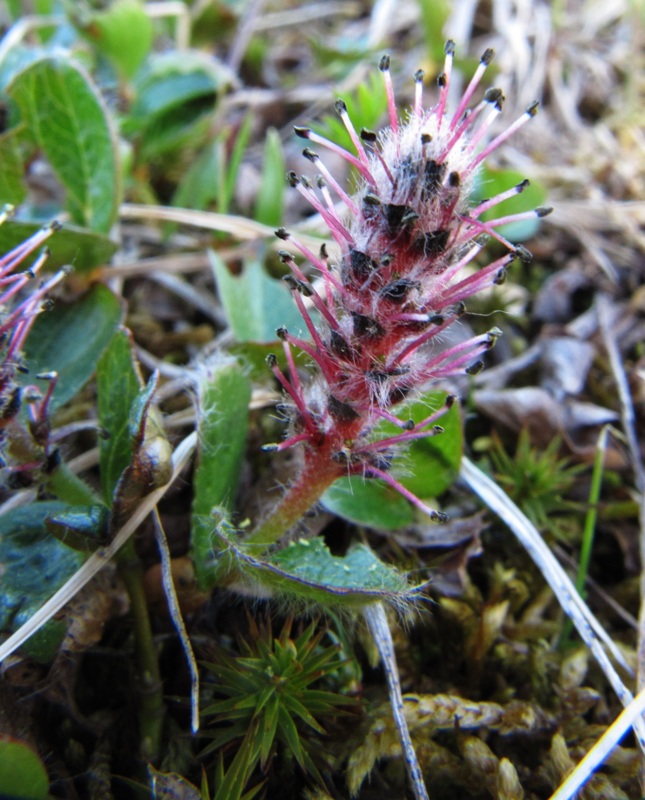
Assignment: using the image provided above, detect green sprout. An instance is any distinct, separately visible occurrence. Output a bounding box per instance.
[200,616,355,799]
[488,428,585,539]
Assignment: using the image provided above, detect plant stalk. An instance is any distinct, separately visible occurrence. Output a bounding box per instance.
[118,541,165,761]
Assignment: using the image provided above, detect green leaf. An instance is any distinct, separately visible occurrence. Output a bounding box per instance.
[475,165,548,242]
[221,114,252,214]
[254,128,285,226]
[217,532,413,610]
[96,328,143,501]
[79,0,153,81]
[191,360,251,589]
[210,252,306,343]
[0,502,85,658]
[375,390,463,498]
[0,128,27,206]
[322,476,414,531]
[46,505,110,552]
[7,57,120,233]
[129,51,226,121]
[0,737,49,800]
[22,283,123,410]
[0,220,117,273]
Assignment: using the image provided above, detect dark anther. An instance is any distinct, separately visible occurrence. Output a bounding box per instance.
[414,69,425,83]
[335,98,347,115]
[388,385,411,405]
[515,244,533,263]
[379,54,391,71]
[483,87,505,109]
[282,275,312,296]
[352,312,385,340]
[294,126,311,138]
[424,160,447,195]
[445,394,457,408]
[448,171,460,187]
[481,48,494,65]
[433,425,444,434]
[380,278,420,303]
[286,171,299,187]
[363,193,382,206]
[266,353,278,367]
[360,128,377,142]
[385,203,417,234]
[50,220,63,232]
[278,250,292,263]
[316,176,326,189]
[300,175,312,189]
[380,254,394,267]
[432,510,449,523]
[465,361,484,375]
[365,452,394,472]
[302,148,317,162]
[455,302,466,316]
[366,365,409,383]
[276,327,288,340]
[349,248,377,278]
[415,229,450,257]
[328,394,359,422]
[421,133,432,145]
[516,178,530,192]
[320,243,329,259]
[261,443,279,452]
[329,330,354,361]
[444,39,456,55]
[428,314,445,325]
[493,268,507,285]
[403,419,415,431]
[1,387,21,422]
[275,228,290,240]
[41,298,55,311]
[526,100,540,116]
[486,328,503,348]
[437,72,447,88]
[536,207,554,218]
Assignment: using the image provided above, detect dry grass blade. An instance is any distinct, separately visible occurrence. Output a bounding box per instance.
[460,455,645,750]
[548,686,645,800]
[363,603,429,800]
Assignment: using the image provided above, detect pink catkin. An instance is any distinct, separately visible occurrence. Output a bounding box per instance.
[264,44,548,520]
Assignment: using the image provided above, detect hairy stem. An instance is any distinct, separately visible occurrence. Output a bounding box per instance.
[245,450,340,548]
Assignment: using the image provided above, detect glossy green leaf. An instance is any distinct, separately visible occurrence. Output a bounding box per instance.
[0,220,117,272]
[322,476,414,531]
[46,504,110,552]
[0,737,49,799]
[22,283,123,409]
[210,252,306,343]
[0,502,85,658]
[375,391,463,499]
[218,531,413,609]
[254,128,285,226]
[7,57,120,233]
[79,0,153,81]
[191,360,251,589]
[97,328,143,501]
